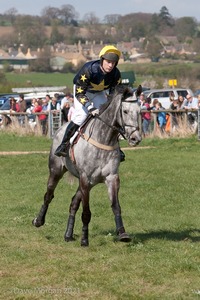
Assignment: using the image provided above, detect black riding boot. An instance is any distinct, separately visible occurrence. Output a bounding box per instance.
[120,149,125,162]
[54,121,79,157]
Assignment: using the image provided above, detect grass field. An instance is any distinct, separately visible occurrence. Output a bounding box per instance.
[0,132,200,299]
[5,72,74,91]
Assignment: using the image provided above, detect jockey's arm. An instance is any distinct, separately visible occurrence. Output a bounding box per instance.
[74,67,91,108]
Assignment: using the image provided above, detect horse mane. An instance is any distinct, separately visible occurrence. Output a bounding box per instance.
[99,85,133,114]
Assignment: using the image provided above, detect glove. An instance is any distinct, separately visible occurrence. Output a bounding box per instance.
[89,107,99,116]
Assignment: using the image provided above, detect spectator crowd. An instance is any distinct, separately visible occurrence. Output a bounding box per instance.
[139,91,200,137]
[1,88,200,137]
[0,91,75,135]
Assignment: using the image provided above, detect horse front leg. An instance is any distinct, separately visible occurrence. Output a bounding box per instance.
[32,168,65,227]
[80,175,91,247]
[64,188,82,242]
[105,174,131,242]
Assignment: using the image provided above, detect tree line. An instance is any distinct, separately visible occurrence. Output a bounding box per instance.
[0,5,199,54]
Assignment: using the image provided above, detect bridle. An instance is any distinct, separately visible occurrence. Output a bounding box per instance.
[95,98,139,139]
[81,94,139,150]
[96,114,126,138]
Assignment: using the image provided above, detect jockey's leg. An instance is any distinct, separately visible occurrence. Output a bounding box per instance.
[54,121,80,157]
[55,89,88,157]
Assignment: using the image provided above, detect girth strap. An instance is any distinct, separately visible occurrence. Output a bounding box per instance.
[82,133,119,151]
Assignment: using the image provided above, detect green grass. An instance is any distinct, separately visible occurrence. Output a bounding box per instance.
[1,133,200,299]
[5,72,74,90]
[0,132,51,151]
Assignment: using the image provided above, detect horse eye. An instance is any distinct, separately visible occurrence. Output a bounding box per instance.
[123,110,128,114]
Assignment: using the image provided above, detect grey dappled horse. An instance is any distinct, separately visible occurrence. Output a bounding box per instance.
[32,85,142,246]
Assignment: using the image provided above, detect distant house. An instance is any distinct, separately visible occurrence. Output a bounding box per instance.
[50,50,86,70]
[0,47,37,71]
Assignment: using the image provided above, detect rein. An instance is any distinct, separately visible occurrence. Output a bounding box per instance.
[96,115,126,138]
[95,98,139,139]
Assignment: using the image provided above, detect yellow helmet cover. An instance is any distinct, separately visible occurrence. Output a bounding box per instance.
[99,45,121,62]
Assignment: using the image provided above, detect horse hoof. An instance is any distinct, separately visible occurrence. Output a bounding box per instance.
[118,232,131,242]
[81,239,89,247]
[32,218,43,227]
[64,236,75,242]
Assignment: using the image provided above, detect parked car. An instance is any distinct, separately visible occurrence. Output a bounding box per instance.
[0,94,19,108]
[142,88,193,108]
[132,86,150,94]
[194,89,200,97]
[0,96,8,107]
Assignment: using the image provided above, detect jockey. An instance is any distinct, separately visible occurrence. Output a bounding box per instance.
[55,45,125,161]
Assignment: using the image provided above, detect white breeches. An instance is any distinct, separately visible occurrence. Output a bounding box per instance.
[71,84,108,125]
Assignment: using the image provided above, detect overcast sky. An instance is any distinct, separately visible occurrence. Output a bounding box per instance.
[1,0,200,22]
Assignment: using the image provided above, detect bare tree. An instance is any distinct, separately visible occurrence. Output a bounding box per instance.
[58,4,79,25]
[103,14,121,25]
[4,7,18,25]
[83,12,100,25]
[41,6,60,25]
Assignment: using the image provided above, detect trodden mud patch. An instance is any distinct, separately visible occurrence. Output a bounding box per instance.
[0,151,49,155]
[0,147,155,155]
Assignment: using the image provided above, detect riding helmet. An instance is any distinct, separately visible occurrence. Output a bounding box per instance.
[99,45,121,64]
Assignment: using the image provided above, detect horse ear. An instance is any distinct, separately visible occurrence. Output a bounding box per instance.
[135,85,143,97]
[123,86,133,99]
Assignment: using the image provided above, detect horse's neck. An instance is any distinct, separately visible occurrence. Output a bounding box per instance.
[85,107,118,145]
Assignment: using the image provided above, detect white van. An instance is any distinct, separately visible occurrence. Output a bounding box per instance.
[143,88,193,108]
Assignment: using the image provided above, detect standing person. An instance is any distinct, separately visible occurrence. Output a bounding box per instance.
[26,98,37,122]
[32,99,42,114]
[16,94,27,125]
[184,94,198,125]
[55,45,126,161]
[16,94,27,112]
[138,92,145,106]
[32,99,48,135]
[45,94,51,104]
[150,98,159,110]
[9,97,19,125]
[184,94,198,109]
[155,102,166,132]
[41,99,49,135]
[61,92,72,110]
[48,97,61,114]
[48,97,61,133]
[169,98,180,128]
[9,97,19,112]
[61,100,70,123]
[141,97,151,137]
[178,95,187,109]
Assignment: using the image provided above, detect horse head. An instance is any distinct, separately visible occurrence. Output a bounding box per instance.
[116,85,142,146]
